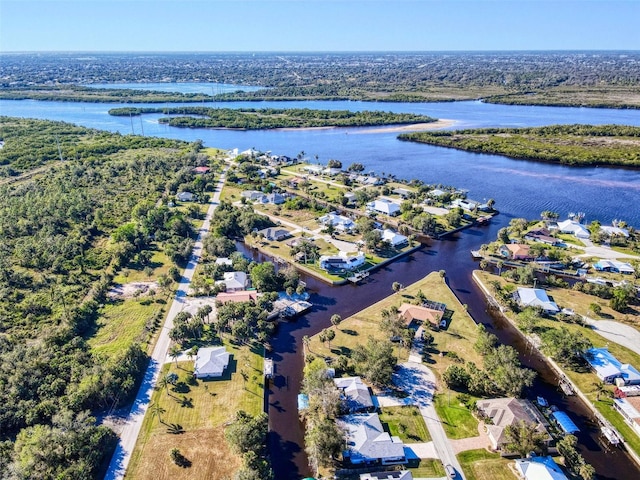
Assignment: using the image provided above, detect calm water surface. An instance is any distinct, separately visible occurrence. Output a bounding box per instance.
[2,95,640,478]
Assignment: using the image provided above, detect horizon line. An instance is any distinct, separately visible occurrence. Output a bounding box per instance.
[2,49,640,55]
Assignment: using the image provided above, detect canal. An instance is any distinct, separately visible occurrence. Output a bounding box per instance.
[245,222,640,480]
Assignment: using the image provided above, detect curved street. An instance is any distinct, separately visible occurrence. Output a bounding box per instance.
[104,167,228,480]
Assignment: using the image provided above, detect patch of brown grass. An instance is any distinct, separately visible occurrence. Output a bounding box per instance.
[127,427,241,480]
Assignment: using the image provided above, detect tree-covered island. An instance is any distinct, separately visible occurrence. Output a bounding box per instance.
[399,124,640,168]
[108,106,437,130]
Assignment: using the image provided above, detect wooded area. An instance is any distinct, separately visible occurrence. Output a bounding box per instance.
[108,106,436,129]
[0,117,211,478]
[399,124,640,168]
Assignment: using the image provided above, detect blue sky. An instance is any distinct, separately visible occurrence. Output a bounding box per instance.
[1,0,638,52]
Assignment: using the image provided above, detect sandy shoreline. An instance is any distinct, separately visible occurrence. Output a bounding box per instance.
[353,119,456,134]
[275,119,456,133]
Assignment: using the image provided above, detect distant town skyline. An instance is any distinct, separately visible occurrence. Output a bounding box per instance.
[1,0,639,53]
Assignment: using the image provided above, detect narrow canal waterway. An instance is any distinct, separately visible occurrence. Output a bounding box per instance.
[243,222,640,480]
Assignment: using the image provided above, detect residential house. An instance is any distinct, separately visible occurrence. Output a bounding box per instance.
[215,290,258,304]
[379,229,409,248]
[584,347,640,385]
[193,166,211,174]
[360,472,413,480]
[427,188,448,198]
[216,271,248,292]
[338,413,407,466]
[263,192,285,205]
[303,165,324,175]
[398,303,444,329]
[257,227,291,241]
[392,187,414,199]
[593,260,635,275]
[319,211,356,232]
[334,376,374,413]
[556,220,590,239]
[177,191,194,202]
[451,198,490,211]
[241,190,265,202]
[323,167,342,176]
[501,243,532,260]
[476,397,551,451]
[344,192,358,205]
[524,229,562,246]
[215,257,233,266]
[367,198,401,216]
[319,252,366,271]
[514,456,568,480]
[194,346,230,379]
[515,287,560,313]
[613,397,640,437]
[601,225,630,238]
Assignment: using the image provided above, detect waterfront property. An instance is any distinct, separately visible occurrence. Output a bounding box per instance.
[215,290,258,304]
[593,259,635,274]
[556,219,590,239]
[216,271,249,291]
[514,456,568,480]
[194,346,231,379]
[258,226,291,241]
[334,376,375,413]
[613,397,640,438]
[476,397,551,451]
[501,243,532,261]
[514,287,560,313]
[524,228,563,246]
[338,413,407,466]
[398,303,444,329]
[551,411,580,435]
[379,229,409,248]
[584,347,640,385]
[319,251,366,271]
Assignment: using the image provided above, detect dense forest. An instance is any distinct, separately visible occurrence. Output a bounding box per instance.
[398,124,640,168]
[1,52,639,107]
[0,117,213,478]
[108,106,436,129]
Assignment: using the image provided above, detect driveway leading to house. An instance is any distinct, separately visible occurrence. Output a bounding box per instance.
[380,328,467,479]
[104,167,228,480]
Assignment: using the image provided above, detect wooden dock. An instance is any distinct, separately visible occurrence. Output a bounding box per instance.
[470,250,483,260]
[347,271,370,284]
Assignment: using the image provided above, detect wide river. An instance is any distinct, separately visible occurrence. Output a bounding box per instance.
[2,91,640,479]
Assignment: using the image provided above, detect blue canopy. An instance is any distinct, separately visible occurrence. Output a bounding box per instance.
[552,411,579,434]
[298,394,309,411]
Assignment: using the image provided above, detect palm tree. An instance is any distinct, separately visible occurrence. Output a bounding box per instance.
[302,335,310,355]
[149,402,166,425]
[157,375,169,395]
[169,344,182,366]
[592,381,610,401]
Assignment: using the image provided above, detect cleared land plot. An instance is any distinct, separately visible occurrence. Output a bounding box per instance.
[457,449,515,480]
[379,405,431,443]
[125,342,264,479]
[433,394,479,440]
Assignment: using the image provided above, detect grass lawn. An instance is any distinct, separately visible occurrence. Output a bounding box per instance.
[308,271,485,389]
[434,394,479,439]
[457,449,515,480]
[125,341,264,480]
[406,458,445,477]
[379,405,431,443]
[89,298,165,359]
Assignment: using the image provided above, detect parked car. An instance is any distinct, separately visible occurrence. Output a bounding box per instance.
[445,464,456,478]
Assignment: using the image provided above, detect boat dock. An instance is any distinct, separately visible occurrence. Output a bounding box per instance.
[470,250,483,260]
[347,271,370,284]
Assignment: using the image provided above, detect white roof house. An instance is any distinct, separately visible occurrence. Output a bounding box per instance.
[601,225,630,237]
[360,472,413,480]
[334,376,374,412]
[216,271,248,292]
[379,229,409,248]
[215,257,233,266]
[319,251,366,271]
[194,346,230,378]
[177,191,194,202]
[338,413,406,466]
[515,456,568,480]
[516,287,560,313]
[367,198,401,216]
[557,220,590,239]
[241,190,265,201]
[319,212,356,232]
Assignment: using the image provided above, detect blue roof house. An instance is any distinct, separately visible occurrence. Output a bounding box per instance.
[585,347,640,385]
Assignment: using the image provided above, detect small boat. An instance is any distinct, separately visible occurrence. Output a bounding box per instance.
[470,250,483,260]
[602,426,621,446]
[536,396,549,408]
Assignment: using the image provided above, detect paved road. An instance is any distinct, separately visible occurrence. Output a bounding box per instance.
[382,328,466,480]
[104,168,228,480]
[584,316,640,357]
